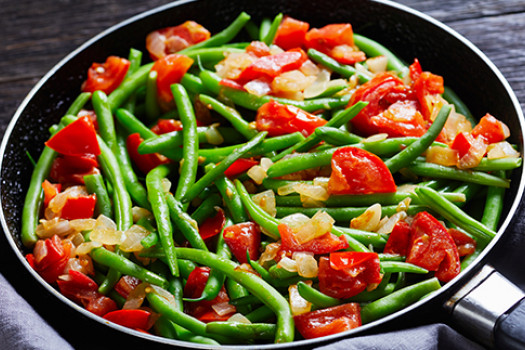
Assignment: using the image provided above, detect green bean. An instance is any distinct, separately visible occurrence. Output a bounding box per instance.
[92,270,126,307]
[353,34,408,74]
[84,173,113,218]
[226,278,251,314]
[269,264,298,280]
[259,17,271,41]
[472,157,522,172]
[199,94,257,139]
[145,70,160,121]
[155,315,220,345]
[245,305,275,323]
[65,92,92,116]
[121,48,143,113]
[146,165,179,277]
[442,86,476,127]
[415,187,496,241]
[215,176,250,224]
[182,131,267,203]
[332,226,388,248]
[93,90,119,153]
[179,12,251,54]
[262,13,283,45]
[385,105,451,173]
[166,194,208,251]
[297,281,340,308]
[206,322,276,341]
[314,126,364,146]
[314,79,351,98]
[380,261,428,274]
[346,283,397,303]
[171,84,199,202]
[108,62,153,111]
[481,170,506,231]
[140,231,159,249]
[181,73,209,95]
[173,247,294,343]
[185,47,244,62]
[272,101,368,161]
[364,137,447,157]
[190,193,223,225]
[406,162,510,188]
[245,20,260,40]
[307,48,371,82]
[360,278,441,324]
[266,147,337,178]
[90,247,168,287]
[115,108,156,139]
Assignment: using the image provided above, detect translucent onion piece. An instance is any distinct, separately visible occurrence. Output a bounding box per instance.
[120,225,149,252]
[278,257,298,272]
[132,206,154,223]
[366,55,388,73]
[147,285,177,308]
[397,197,412,212]
[487,141,521,159]
[123,282,148,310]
[377,211,407,234]
[259,242,281,266]
[65,256,94,276]
[293,252,318,278]
[69,232,85,247]
[277,183,297,196]
[75,241,103,256]
[295,210,334,244]
[212,302,236,316]
[457,137,487,169]
[289,283,312,316]
[247,165,267,185]
[36,218,74,238]
[252,190,277,217]
[355,63,373,81]
[441,107,472,143]
[281,213,310,231]
[245,79,272,96]
[303,68,331,99]
[294,183,329,202]
[312,177,330,188]
[363,133,388,143]
[351,203,382,232]
[227,313,252,324]
[271,70,315,93]
[215,52,255,79]
[426,146,459,167]
[205,123,224,145]
[260,157,274,171]
[69,218,97,232]
[300,195,326,208]
[299,60,320,76]
[161,178,171,193]
[234,263,258,275]
[396,184,417,194]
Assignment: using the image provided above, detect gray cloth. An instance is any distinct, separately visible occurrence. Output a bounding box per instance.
[0,273,73,350]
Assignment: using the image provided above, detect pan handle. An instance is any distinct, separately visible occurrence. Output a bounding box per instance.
[444,265,525,349]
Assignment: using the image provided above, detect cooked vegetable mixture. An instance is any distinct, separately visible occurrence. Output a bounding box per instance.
[21,12,522,344]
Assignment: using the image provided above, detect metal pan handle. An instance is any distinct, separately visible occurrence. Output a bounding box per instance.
[444,265,525,349]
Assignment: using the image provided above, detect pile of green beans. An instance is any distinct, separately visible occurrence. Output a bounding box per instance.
[20,10,522,347]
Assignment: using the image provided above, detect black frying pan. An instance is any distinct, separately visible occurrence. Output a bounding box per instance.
[1,0,524,349]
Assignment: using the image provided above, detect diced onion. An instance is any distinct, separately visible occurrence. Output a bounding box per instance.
[300,195,326,208]
[295,210,334,244]
[396,184,417,194]
[376,211,407,234]
[487,141,521,159]
[355,63,374,81]
[69,219,97,232]
[440,107,472,143]
[281,213,311,230]
[252,190,277,217]
[277,183,297,196]
[74,241,103,256]
[278,257,298,272]
[363,133,388,143]
[161,178,171,193]
[260,157,274,171]
[259,242,281,266]
[247,165,267,185]
[299,60,320,76]
[245,79,272,96]
[90,215,124,245]
[123,282,148,310]
[289,284,312,316]
[212,302,236,316]
[457,138,487,169]
[227,313,252,324]
[396,197,412,212]
[215,52,255,79]
[293,252,318,278]
[303,68,331,99]
[294,183,329,202]
[132,207,154,223]
[426,146,459,167]
[36,218,74,238]
[366,55,388,73]
[120,225,149,252]
[350,203,382,232]
[205,123,224,145]
[271,70,315,94]
[313,177,329,188]
[147,285,177,308]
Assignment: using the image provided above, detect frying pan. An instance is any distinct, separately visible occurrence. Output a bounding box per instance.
[1,0,524,348]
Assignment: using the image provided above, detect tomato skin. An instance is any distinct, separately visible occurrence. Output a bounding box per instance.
[42,180,61,207]
[126,133,169,175]
[448,228,477,257]
[451,132,487,169]
[274,16,309,50]
[45,116,100,157]
[82,56,130,95]
[278,223,348,254]
[407,211,460,282]
[224,158,259,178]
[327,146,396,195]
[410,60,444,121]
[223,222,261,263]
[236,48,308,84]
[246,41,271,57]
[29,235,72,284]
[471,113,509,144]
[255,99,327,137]
[199,208,226,241]
[151,119,183,134]
[146,21,210,60]
[114,275,141,299]
[49,154,100,185]
[294,303,361,339]
[152,53,194,103]
[60,194,97,220]
[383,220,411,256]
[318,252,382,299]
[103,309,152,331]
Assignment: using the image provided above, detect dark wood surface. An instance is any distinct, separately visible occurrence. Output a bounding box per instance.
[2,1,525,349]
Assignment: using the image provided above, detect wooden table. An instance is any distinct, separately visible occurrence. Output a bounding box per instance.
[1,1,525,348]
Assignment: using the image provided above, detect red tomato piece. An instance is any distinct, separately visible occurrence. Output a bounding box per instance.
[412,67,444,121]
[409,59,423,82]
[42,180,61,207]
[246,41,271,57]
[448,228,477,257]
[219,78,246,91]
[146,21,210,60]
[255,99,327,137]
[407,211,460,282]
[114,275,141,299]
[383,220,411,256]
[103,309,152,331]
[294,303,361,339]
[84,295,118,317]
[126,133,169,175]
[327,146,396,195]
[471,113,510,144]
[45,116,100,157]
[278,223,348,254]
[57,269,98,303]
[199,208,226,241]
[60,194,96,220]
[29,235,72,284]
[223,222,261,263]
[49,154,100,185]
[236,48,308,84]
[451,132,487,169]
[223,158,259,178]
[318,252,382,299]
[152,53,194,103]
[151,119,183,134]
[82,56,130,95]
[274,16,309,50]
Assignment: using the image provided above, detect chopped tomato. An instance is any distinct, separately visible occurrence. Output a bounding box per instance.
[60,194,97,220]
[383,220,411,256]
[278,223,348,254]
[471,113,510,144]
[28,235,71,284]
[327,147,396,195]
[409,58,423,82]
[146,21,210,60]
[151,53,194,103]
[318,252,382,299]
[451,132,487,169]
[246,41,271,57]
[274,16,309,50]
[103,309,152,331]
[42,180,61,207]
[236,48,308,84]
[81,56,130,95]
[407,211,460,282]
[294,303,361,339]
[349,73,425,137]
[151,119,183,134]
[410,60,444,121]
[49,154,100,185]
[223,222,261,263]
[85,295,119,316]
[126,133,169,175]
[199,208,226,241]
[114,275,141,299]
[219,78,245,91]
[448,228,477,257]
[224,158,259,178]
[255,99,327,137]
[45,116,100,157]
